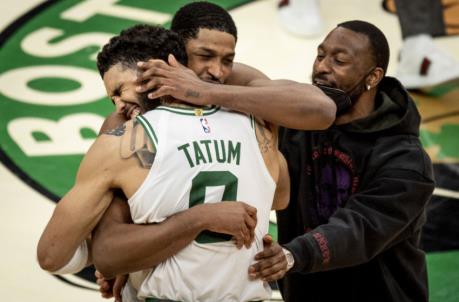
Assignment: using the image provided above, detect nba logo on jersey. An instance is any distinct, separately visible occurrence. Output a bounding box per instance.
[200,118,211,133]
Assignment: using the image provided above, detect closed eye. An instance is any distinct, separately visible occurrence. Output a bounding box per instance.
[223,58,234,66]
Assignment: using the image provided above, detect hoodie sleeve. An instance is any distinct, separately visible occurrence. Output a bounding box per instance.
[283,167,434,273]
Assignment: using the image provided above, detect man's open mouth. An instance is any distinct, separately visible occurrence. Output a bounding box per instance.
[125,105,140,119]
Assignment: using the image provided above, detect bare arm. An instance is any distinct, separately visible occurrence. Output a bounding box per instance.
[98,111,128,135]
[37,136,117,272]
[225,63,336,129]
[136,56,336,130]
[252,117,289,211]
[45,112,129,274]
[225,62,270,86]
[91,197,258,278]
[206,80,335,130]
[272,152,290,210]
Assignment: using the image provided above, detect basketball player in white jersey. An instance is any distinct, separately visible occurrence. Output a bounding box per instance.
[90,2,336,299]
[38,3,336,300]
[37,24,289,301]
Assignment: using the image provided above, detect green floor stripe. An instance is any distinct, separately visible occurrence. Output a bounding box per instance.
[268,222,278,242]
[424,80,459,97]
[427,250,459,302]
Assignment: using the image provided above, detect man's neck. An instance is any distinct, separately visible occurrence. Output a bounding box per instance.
[335,91,376,125]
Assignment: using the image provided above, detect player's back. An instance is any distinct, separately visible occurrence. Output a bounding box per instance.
[129,104,276,301]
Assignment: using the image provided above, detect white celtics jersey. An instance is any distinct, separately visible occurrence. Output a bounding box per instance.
[129,104,276,302]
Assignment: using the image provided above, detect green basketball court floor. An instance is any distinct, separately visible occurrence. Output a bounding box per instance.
[1,0,458,301]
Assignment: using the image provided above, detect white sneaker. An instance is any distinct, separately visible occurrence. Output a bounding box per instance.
[397,34,459,89]
[278,0,323,38]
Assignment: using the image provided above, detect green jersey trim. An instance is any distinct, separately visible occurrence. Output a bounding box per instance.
[136,115,158,148]
[155,105,220,116]
[250,114,255,129]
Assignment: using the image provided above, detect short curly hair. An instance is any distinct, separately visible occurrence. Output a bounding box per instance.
[171,1,237,43]
[97,24,187,78]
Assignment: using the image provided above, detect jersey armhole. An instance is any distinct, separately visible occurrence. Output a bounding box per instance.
[136,115,158,150]
[250,114,257,136]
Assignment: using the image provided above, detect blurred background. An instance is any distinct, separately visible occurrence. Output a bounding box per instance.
[0,0,458,301]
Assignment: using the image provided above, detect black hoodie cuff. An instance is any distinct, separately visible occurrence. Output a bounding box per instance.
[283,234,319,273]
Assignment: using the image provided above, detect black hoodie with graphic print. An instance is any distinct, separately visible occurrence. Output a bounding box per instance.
[277,77,435,302]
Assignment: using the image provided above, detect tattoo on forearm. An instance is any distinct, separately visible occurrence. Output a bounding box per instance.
[185,90,200,98]
[105,124,126,136]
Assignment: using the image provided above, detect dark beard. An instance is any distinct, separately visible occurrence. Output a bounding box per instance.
[139,92,159,113]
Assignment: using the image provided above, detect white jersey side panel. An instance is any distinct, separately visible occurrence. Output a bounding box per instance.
[129,105,276,302]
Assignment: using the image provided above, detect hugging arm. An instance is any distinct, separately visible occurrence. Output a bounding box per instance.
[136,57,336,130]
[222,62,337,130]
[91,198,258,278]
[37,135,118,272]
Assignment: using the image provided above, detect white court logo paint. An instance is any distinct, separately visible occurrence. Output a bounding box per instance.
[0,0,254,289]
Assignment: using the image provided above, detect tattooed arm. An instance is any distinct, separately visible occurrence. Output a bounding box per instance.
[37,125,126,272]
[254,119,290,210]
[99,111,129,135]
[135,57,336,130]
[119,119,156,168]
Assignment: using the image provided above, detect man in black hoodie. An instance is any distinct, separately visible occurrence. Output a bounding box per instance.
[249,20,435,302]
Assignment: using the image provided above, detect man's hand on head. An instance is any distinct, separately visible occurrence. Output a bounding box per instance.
[135,54,212,105]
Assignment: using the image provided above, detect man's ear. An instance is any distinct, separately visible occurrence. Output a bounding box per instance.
[366,67,384,90]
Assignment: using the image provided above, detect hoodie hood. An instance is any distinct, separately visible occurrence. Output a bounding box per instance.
[340,77,421,136]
